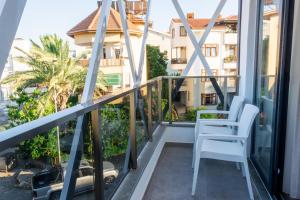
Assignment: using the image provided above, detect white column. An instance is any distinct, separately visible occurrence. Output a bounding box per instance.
[0,0,27,78]
[238,0,259,103]
[238,0,259,156]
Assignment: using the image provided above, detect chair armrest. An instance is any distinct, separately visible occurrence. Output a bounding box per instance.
[197,110,230,115]
[198,133,246,141]
[197,120,239,127]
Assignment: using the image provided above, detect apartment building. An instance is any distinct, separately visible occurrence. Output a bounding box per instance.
[169,13,238,108]
[68,0,171,92]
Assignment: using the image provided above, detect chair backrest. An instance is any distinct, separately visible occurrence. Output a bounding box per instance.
[237,104,259,138]
[228,96,245,121]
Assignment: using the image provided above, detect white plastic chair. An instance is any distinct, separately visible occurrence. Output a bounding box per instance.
[192,104,259,200]
[193,96,245,166]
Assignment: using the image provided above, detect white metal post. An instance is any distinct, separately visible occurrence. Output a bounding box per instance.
[172,0,218,76]
[181,0,227,76]
[61,0,112,199]
[117,0,138,84]
[81,0,113,103]
[0,0,27,78]
[136,0,152,83]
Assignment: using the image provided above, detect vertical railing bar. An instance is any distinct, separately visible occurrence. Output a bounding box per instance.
[123,137,131,174]
[147,84,153,141]
[168,78,172,124]
[158,78,162,123]
[91,108,105,200]
[137,89,149,143]
[129,92,137,169]
[223,77,228,110]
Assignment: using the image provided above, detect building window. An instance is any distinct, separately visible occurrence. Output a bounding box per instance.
[201,93,217,105]
[180,26,187,36]
[103,48,107,59]
[202,44,218,57]
[224,45,237,63]
[229,45,237,57]
[171,47,187,64]
[115,49,121,59]
[172,28,175,38]
[201,69,218,82]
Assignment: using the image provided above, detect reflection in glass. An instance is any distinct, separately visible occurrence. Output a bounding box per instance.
[253,0,281,183]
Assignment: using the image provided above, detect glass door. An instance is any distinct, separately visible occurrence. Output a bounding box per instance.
[252,0,282,190]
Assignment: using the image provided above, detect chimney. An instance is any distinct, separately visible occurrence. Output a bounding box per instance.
[187,13,194,19]
[97,0,102,8]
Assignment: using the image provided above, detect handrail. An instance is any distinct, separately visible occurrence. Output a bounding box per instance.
[0,76,158,152]
[0,75,238,152]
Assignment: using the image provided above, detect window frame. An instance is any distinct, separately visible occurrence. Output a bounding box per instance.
[201,93,218,106]
[179,26,187,37]
[202,44,219,57]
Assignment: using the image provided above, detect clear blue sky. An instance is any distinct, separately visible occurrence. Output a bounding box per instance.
[16,0,238,43]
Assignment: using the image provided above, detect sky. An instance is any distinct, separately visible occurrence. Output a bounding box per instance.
[16,0,238,44]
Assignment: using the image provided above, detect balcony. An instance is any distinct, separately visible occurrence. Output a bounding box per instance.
[79,58,125,67]
[0,75,269,200]
[100,58,125,67]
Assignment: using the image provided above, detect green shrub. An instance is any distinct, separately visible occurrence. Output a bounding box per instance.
[185,107,218,121]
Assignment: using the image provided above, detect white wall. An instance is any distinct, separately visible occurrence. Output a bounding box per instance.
[147,29,171,59]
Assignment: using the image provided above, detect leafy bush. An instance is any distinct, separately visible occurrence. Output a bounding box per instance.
[185,107,218,121]
[8,89,58,161]
[101,104,130,159]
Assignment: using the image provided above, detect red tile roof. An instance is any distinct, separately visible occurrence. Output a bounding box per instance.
[68,7,141,37]
[171,16,238,30]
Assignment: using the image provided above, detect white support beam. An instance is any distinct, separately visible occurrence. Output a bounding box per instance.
[0,0,27,78]
[61,1,112,199]
[238,0,259,156]
[81,0,113,103]
[136,0,152,83]
[172,0,214,76]
[238,0,259,104]
[117,0,138,85]
[182,0,227,76]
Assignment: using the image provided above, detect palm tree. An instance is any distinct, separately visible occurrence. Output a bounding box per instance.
[2,34,107,113]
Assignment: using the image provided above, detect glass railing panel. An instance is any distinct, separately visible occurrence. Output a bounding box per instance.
[100,95,130,199]
[151,81,159,131]
[0,114,98,200]
[161,78,170,122]
[136,86,148,156]
[170,76,238,122]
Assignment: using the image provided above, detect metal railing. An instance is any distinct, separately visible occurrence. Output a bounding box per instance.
[0,75,238,199]
[100,58,125,66]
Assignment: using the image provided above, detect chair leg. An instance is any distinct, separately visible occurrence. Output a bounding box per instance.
[192,143,195,168]
[192,151,201,195]
[236,162,240,170]
[243,159,254,200]
[241,162,246,177]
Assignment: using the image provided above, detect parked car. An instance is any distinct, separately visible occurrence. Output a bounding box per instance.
[32,161,119,200]
[0,152,17,172]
